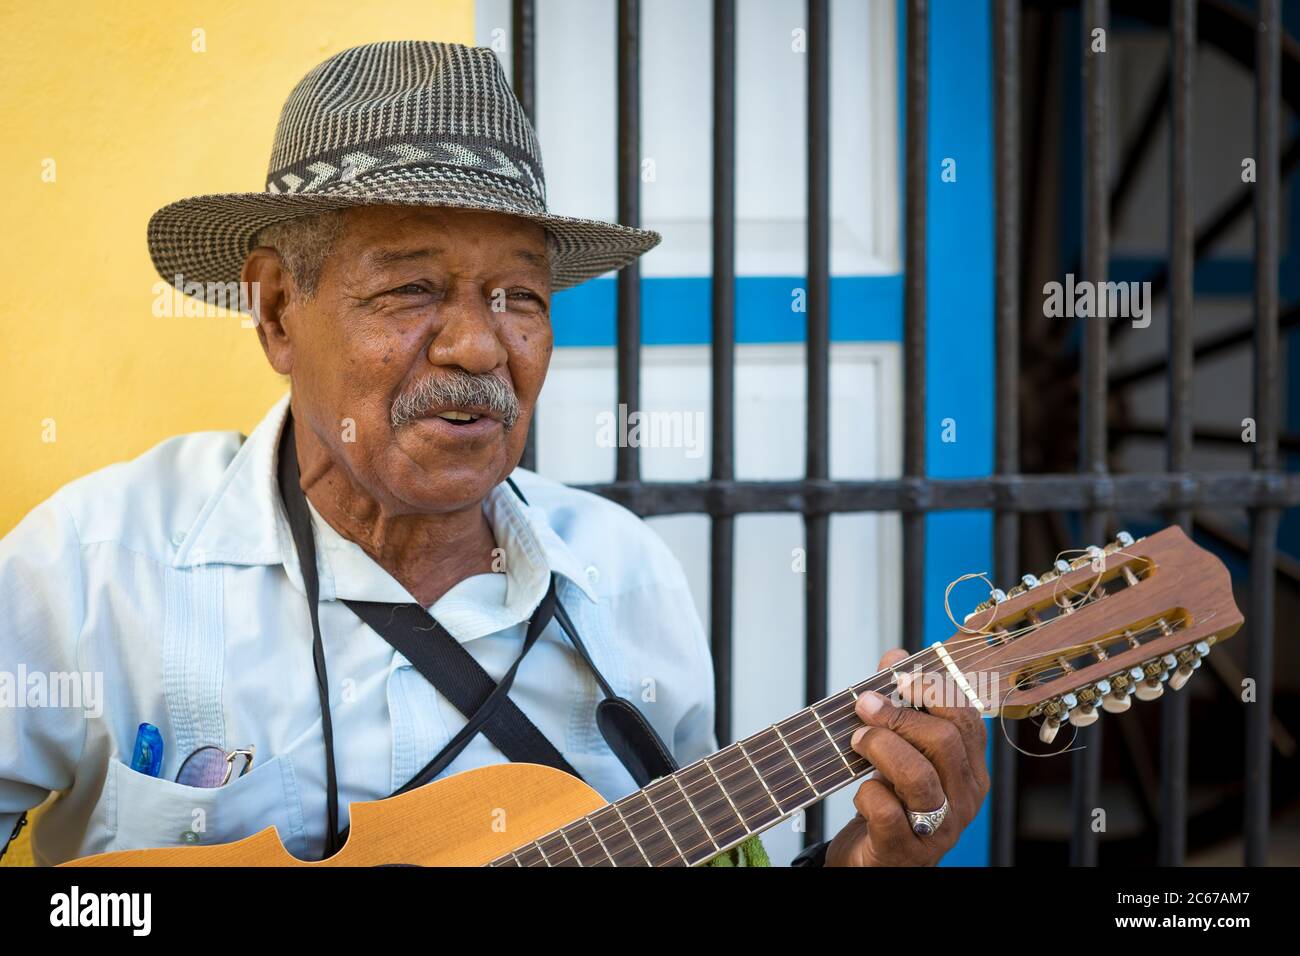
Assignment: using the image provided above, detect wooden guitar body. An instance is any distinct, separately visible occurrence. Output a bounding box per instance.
[66,763,605,867]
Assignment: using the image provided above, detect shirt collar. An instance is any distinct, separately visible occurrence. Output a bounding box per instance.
[172,394,598,627]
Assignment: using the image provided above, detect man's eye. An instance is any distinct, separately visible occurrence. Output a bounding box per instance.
[390,283,429,296]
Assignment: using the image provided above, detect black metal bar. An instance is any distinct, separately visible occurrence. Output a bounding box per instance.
[991,0,1021,868]
[1245,0,1281,868]
[710,0,737,751]
[803,0,831,848]
[512,0,539,473]
[1159,0,1195,868]
[615,0,642,485]
[510,0,537,121]
[1071,0,1108,868]
[903,0,928,656]
[573,471,1300,517]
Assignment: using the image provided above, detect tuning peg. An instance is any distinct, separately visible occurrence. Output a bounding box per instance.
[1134,679,1164,702]
[1168,642,1212,691]
[966,586,1010,621]
[1069,680,1109,726]
[1037,693,1076,744]
[1115,530,1135,548]
[1039,717,1062,744]
[1102,667,1142,713]
[1008,572,1043,598]
[1069,703,1099,727]
[1134,654,1178,701]
[1102,688,1133,713]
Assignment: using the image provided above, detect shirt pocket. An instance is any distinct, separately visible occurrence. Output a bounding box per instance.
[106,751,307,860]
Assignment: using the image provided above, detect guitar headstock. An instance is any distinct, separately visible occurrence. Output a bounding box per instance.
[941,525,1243,744]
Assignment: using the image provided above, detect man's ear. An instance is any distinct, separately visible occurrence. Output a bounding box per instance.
[241,247,296,375]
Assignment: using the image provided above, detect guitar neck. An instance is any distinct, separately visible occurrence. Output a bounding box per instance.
[493,646,949,867]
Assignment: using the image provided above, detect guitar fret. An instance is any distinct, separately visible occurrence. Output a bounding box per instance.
[534,839,554,867]
[571,816,615,867]
[632,789,690,866]
[737,741,783,815]
[676,761,748,849]
[812,697,857,775]
[657,774,720,863]
[588,805,644,866]
[708,747,783,831]
[744,726,815,812]
[620,791,686,866]
[776,709,854,801]
[536,830,577,866]
[558,826,584,866]
[512,843,546,867]
[772,723,817,794]
[609,800,653,866]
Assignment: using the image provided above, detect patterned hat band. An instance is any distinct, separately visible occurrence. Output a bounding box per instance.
[147,40,659,296]
[264,138,547,209]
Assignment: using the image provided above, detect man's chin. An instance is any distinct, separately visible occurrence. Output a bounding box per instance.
[384,442,512,509]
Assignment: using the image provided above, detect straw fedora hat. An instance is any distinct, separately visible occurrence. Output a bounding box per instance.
[147,40,660,302]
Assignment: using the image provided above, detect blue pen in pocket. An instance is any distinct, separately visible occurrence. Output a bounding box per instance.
[129,722,164,777]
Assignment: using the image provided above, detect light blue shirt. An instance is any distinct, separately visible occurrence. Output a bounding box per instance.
[0,394,717,865]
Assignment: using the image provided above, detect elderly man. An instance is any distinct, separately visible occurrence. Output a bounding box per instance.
[0,41,986,867]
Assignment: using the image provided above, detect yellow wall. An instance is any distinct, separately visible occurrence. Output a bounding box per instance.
[0,0,474,866]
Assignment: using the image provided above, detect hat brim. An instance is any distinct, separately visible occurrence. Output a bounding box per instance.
[147,171,660,302]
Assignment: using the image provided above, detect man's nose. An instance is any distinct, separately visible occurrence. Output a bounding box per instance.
[427,281,508,374]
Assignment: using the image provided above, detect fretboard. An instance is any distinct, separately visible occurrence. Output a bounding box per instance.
[490,648,944,867]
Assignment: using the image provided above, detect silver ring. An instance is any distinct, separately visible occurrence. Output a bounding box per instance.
[907,797,949,836]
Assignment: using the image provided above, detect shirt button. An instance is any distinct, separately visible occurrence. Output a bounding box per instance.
[585,565,600,585]
[171,531,186,546]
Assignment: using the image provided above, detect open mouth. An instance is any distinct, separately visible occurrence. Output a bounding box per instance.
[432,410,484,426]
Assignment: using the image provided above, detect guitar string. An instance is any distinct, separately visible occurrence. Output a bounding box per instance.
[506,634,1149,868]
[544,546,1151,864]
[510,612,1174,866]
[515,644,1129,868]
[505,558,1162,865]
[513,624,1036,864]
[519,617,1158,867]
[506,579,1160,867]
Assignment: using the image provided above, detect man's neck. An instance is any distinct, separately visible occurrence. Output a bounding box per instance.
[292,422,497,608]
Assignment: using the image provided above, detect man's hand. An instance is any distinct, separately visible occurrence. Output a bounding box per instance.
[825,648,990,866]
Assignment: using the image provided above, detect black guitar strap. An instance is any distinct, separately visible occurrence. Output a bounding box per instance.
[277,415,678,855]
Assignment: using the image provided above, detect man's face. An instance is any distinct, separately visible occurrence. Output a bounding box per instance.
[268,205,552,515]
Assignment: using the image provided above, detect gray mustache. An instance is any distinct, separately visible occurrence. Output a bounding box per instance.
[391,370,520,430]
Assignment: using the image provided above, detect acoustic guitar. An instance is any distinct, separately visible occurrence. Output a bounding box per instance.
[65,525,1241,867]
